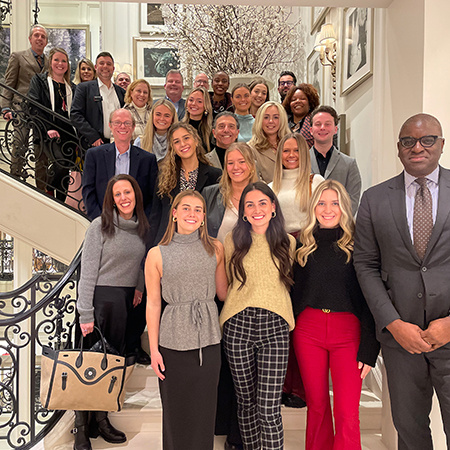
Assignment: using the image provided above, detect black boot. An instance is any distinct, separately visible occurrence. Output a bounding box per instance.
[72,411,92,450]
[95,411,126,444]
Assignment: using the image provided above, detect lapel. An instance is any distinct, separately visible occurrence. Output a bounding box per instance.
[196,162,209,191]
[423,167,450,261]
[91,81,103,117]
[23,49,41,72]
[309,148,320,174]
[325,147,340,179]
[129,145,139,178]
[104,144,116,181]
[388,173,421,264]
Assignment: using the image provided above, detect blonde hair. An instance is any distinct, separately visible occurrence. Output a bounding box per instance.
[159,190,216,256]
[73,58,96,85]
[124,79,153,106]
[272,133,311,212]
[157,123,211,200]
[248,101,290,153]
[296,180,354,267]
[219,143,258,208]
[48,47,71,84]
[140,99,178,152]
[183,87,213,153]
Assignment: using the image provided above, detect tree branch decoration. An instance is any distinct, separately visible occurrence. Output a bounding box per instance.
[162,4,305,77]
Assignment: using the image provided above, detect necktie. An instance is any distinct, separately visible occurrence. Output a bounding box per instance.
[413,177,433,260]
[36,55,43,69]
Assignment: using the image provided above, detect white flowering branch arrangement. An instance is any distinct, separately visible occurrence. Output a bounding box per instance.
[162,4,305,77]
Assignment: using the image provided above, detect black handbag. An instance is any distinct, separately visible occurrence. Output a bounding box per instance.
[40,326,134,411]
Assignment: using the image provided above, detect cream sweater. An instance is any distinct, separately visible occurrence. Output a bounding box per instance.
[220,232,296,331]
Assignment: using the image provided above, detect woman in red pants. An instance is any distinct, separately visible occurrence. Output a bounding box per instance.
[291,180,379,450]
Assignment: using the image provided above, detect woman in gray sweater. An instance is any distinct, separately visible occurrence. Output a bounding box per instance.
[76,174,149,450]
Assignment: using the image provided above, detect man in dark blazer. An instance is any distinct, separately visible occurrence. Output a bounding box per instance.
[71,52,125,150]
[82,108,158,221]
[1,24,48,185]
[354,113,450,450]
[309,105,361,215]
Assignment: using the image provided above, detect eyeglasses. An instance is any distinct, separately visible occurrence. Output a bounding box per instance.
[398,135,443,148]
[279,81,294,87]
[111,121,133,128]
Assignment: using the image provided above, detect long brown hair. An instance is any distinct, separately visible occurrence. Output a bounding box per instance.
[157,122,211,200]
[101,174,150,241]
[296,179,354,266]
[229,182,293,290]
[159,190,216,256]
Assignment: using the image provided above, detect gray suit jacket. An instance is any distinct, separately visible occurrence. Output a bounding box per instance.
[1,48,44,110]
[310,146,361,215]
[353,167,450,349]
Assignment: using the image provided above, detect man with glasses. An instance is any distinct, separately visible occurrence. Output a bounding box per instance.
[354,113,450,450]
[82,108,157,220]
[71,52,126,150]
[277,70,297,102]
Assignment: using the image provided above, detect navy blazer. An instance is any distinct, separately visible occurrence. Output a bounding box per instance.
[82,143,158,220]
[71,80,125,149]
[148,162,222,246]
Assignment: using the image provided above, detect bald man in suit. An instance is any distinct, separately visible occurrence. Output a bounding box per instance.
[354,113,450,450]
[1,25,48,188]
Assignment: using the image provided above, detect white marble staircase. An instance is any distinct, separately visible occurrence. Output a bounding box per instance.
[36,363,387,450]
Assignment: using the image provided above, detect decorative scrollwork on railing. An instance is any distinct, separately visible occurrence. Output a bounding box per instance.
[0,247,81,448]
[0,81,87,214]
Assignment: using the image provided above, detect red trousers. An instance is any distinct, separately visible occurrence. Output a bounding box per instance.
[293,307,363,450]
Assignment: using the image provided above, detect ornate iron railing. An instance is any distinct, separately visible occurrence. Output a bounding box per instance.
[0,81,87,213]
[0,247,81,449]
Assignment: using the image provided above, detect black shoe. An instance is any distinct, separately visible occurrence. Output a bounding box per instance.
[283,393,307,408]
[224,439,244,450]
[95,411,127,444]
[72,411,92,450]
[136,347,151,365]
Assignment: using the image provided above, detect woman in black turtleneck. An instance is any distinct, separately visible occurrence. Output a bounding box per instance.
[291,179,379,450]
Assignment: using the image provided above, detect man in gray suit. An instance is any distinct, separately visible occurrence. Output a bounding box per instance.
[1,24,48,186]
[310,105,361,215]
[354,113,450,450]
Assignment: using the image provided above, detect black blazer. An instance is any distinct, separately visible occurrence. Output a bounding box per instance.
[82,143,158,220]
[148,162,222,246]
[71,80,125,149]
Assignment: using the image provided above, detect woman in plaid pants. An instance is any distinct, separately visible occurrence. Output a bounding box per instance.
[220,182,296,450]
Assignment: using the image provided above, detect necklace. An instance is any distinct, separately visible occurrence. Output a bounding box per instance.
[56,82,67,112]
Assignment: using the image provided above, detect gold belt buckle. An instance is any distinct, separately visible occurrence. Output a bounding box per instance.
[322,309,331,313]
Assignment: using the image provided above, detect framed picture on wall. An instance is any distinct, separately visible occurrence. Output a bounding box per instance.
[133,37,179,86]
[0,26,11,81]
[311,7,330,34]
[307,50,324,101]
[43,25,90,80]
[341,8,374,95]
[140,3,166,33]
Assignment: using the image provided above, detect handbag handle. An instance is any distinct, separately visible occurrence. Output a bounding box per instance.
[76,326,108,370]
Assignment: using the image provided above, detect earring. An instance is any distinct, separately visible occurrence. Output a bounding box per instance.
[243,216,248,222]
[200,220,205,227]
[173,217,177,222]
[272,211,276,218]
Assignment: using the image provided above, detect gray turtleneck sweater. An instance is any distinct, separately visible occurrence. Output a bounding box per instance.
[77,215,146,324]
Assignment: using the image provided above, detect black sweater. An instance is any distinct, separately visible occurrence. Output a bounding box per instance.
[291,227,380,366]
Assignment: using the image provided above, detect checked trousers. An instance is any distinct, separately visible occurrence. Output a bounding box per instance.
[223,307,289,450]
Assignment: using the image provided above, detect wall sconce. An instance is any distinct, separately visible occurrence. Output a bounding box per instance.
[314,23,337,102]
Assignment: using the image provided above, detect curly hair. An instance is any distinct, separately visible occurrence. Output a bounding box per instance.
[282,83,320,116]
[296,179,354,267]
[157,122,211,200]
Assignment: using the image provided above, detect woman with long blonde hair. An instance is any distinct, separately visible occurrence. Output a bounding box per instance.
[135,99,178,161]
[248,101,290,183]
[183,86,213,152]
[291,179,379,450]
[146,189,227,450]
[148,123,221,247]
